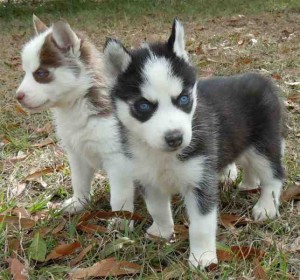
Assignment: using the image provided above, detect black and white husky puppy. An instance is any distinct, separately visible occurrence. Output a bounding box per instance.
[103,19,285,268]
[16,16,135,217]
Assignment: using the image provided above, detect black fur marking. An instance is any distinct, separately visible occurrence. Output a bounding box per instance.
[193,158,219,215]
[111,42,196,109]
[179,73,285,181]
[117,121,132,158]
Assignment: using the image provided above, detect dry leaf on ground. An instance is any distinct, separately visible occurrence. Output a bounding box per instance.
[5,153,29,164]
[253,258,267,280]
[25,164,64,182]
[34,122,53,134]
[8,258,28,280]
[219,213,253,229]
[8,239,21,258]
[281,184,300,202]
[15,104,29,115]
[79,210,144,223]
[217,245,265,262]
[45,241,81,261]
[70,244,94,266]
[76,223,107,234]
[70,257,141,279]
[10,183,26,197]
[12,207,31,219]
[0,215,35,229]
[31,138,55,148]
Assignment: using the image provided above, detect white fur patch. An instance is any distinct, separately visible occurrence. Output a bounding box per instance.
[237,147,283,220]
[141,56,183,100]
[173,20,189,61]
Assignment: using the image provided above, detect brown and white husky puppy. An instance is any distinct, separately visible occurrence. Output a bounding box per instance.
[16,16,135,218]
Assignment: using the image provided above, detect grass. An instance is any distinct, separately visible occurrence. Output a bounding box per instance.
[0,0,300,279]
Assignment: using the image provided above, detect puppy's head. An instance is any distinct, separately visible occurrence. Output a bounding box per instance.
[16,15,90,112]
[104,19,197,152]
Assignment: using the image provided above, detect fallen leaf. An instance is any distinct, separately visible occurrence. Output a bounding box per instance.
[46,241,81,261]
[272,73,282,80]
[15,104,29,115]
[34,122,53,134]
[6,153,29,164]
[231,245,265,260]
[31,138,54,148]
[79,210,143,223]
[281,184,300,202]
[216,244,265,262]
[8,239,21,257]
[0,215,35,229]
[70,257,141,279]
[52,219,67,234]
[288,93,300,103]
[12,207,31,219]
[8,258,28,280]
[253,258,267,280]
[282,236,300,253]
[10,183,26,197]
[70,244,94,266]
[77,223,107,234]
[101,237,135,258]
[25,164,64,181]
[174,224,189,240]
[28,232,47,262]
[219,213,253,229]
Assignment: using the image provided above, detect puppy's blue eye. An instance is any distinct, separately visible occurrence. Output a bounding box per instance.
[139,103,150,111]
[179,95,190,106]
[135,100,152,112]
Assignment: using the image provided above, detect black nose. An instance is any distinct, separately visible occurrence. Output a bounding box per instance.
[165,130,183,148]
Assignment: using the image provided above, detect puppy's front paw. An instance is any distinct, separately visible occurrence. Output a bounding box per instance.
[146,223,174,240]
[189,251,218,270]
[252,199,278,221]
[62,196,87,214]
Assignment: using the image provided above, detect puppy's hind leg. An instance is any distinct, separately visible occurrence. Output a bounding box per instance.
[62,150,94,214]
[219,163,238,183]
[237,155,260,190]
[246,146,284,221]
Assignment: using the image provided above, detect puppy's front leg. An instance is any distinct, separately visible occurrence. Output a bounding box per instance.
[184,179,218,269]
[62,150,95,213]
[144,187,174,239]
[105,159,135,230]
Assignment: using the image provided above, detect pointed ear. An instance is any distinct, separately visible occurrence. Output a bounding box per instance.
[52,21,80,53]
[33,14,48,35]
[103,38,131,78]
[167,19,188,61]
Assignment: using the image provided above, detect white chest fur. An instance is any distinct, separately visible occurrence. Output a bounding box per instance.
[132,140,206,195]
[52,99,121,169]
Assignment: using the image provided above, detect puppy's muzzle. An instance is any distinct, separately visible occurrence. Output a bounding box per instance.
[165,130,183,149]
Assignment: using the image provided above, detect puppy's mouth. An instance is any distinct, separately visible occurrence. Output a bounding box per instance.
[20,100,50,112]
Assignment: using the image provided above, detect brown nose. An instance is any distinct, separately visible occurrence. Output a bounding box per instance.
[16,91,25,101]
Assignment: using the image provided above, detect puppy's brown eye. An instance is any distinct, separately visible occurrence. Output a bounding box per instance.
[35,69,49,78]
[33,68,52,83]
